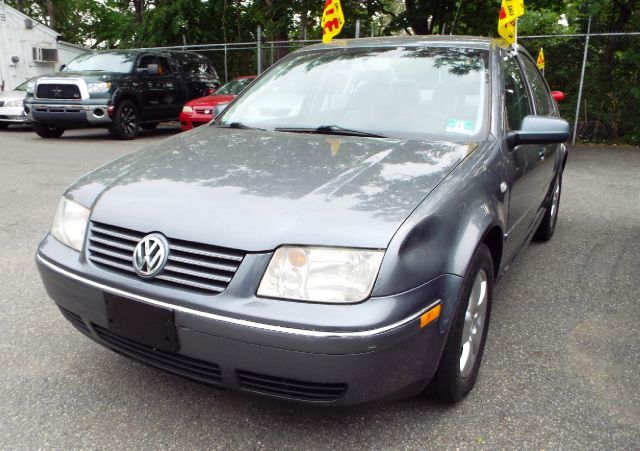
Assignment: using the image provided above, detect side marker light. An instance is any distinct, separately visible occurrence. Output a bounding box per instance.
[420,304,441,328]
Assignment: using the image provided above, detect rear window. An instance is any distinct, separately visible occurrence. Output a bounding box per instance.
[174,53,218,79]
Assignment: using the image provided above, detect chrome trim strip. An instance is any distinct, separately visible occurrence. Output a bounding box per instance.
[38,255,441,338]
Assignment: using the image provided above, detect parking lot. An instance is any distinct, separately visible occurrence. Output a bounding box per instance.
[0,126,638,449]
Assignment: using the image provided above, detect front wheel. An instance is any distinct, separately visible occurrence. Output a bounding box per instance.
[33,123,65,138]
[534,173,562,242]
[109,100,140,140]
[426,243,494,403]
[0,122,9,130]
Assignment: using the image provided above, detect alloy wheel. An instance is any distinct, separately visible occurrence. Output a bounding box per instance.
[460,269,489,378]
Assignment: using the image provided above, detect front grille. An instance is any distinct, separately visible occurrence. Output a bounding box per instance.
[58,306,91,335]
[36,83,81,99]
[94,324,223,385]
[194,108,212,115]
[237,370,347,401]
[88,221,245,294]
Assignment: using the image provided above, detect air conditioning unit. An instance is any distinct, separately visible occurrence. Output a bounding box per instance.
[32,47,58,63]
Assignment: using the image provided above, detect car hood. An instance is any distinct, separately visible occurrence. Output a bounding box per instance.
[187,94,236,107]
[0,90,26,102]
[67,126,479,251]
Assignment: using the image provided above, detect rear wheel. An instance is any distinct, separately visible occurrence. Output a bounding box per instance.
[109,100,140,140]
[534,173,562,242]
[33,123,64,138]
[0,122,9,129]
[427,244,494,403]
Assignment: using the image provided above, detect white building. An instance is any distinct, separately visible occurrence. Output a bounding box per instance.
[0,2,89,91]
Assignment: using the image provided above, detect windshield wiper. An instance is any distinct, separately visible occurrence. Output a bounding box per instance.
[274,125,387,138]
[214,122,265,131]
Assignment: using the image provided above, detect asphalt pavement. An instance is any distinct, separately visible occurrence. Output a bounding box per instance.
[0,126,638,449]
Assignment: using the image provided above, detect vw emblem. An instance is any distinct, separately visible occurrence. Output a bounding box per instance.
[132,233,168,278]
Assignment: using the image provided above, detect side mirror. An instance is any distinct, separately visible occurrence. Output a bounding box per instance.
[59,64,66,71]
[508,115,570,147]
[146,64,159,76]
[551,91,565,102]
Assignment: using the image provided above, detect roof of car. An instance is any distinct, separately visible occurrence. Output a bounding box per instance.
[302,35,510,52]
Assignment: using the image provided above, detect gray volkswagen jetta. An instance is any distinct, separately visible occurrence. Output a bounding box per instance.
[37,36,569,405]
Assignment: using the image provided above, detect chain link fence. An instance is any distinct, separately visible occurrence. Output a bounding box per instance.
[520,32,640,146]
[140,31,640,147]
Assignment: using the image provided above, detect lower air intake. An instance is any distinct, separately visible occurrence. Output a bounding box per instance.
[237,370,347,401]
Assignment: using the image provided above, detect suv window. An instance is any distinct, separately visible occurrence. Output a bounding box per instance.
[157,56,173,76]
[137,55,157,71]
[503,55,532,130]
[173,54,217,78]
[520,55,554,116]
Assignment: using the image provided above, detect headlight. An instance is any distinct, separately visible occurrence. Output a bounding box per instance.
[257,246,385,303]
[51,197,90,252]
[182,105,193,114]
[4,99,23,107]
[26,81,36,93]
[87,82,111,95]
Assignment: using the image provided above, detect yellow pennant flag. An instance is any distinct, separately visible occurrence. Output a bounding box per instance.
[537,48,545,69]
[321,0,345,43]
[498,0,525,45]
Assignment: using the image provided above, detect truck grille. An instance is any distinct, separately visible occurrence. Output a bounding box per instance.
[36,84,81,99]
[87,221,245,294]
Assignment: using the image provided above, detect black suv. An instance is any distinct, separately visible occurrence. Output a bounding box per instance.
[24,50,220,139]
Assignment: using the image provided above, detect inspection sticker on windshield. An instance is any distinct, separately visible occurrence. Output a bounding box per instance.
[446,119,474,135]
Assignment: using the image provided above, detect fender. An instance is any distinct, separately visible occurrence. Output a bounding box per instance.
[372,136,508,298]
[110,87,142,111]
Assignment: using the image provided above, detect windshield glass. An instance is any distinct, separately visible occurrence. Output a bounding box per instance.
[64,52,136,73]
[216,78,254,96]
[217,46,489,140]
[14,77,37,91]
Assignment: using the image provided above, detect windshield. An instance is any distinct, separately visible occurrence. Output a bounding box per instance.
[216,78,254,96]
[64,52,136,73]
[14,77,38,91]
[217,46,489,140]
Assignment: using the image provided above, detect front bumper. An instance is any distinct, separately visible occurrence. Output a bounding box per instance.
[179,112,212,131]
[0,107,30,124]
[29,102,111,126]
[37,237,463,406]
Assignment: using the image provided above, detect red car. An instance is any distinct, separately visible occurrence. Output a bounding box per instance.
[180,76,256,131]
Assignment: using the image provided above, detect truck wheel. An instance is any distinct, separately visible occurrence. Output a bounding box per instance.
[426,243,494,403]
[33,123,65,138]
[109,100,140,140]
[0,123,8,130]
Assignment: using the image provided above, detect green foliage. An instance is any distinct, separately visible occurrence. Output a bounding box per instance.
[5,0,638,144]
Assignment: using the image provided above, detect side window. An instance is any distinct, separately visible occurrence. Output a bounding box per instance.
[520,55,553,116]
[137,55,157,71]
[503,55,532,130]
[157,57,173,76]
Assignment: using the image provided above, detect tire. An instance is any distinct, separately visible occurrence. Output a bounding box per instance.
[109,100,140,140]
[33,123,65,138]
[534,173,562,242]
[0,122,9,129]
[427,243,494,403]
[141,122,159,130]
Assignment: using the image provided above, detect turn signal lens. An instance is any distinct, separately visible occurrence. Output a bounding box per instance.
[420,304,441,328]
